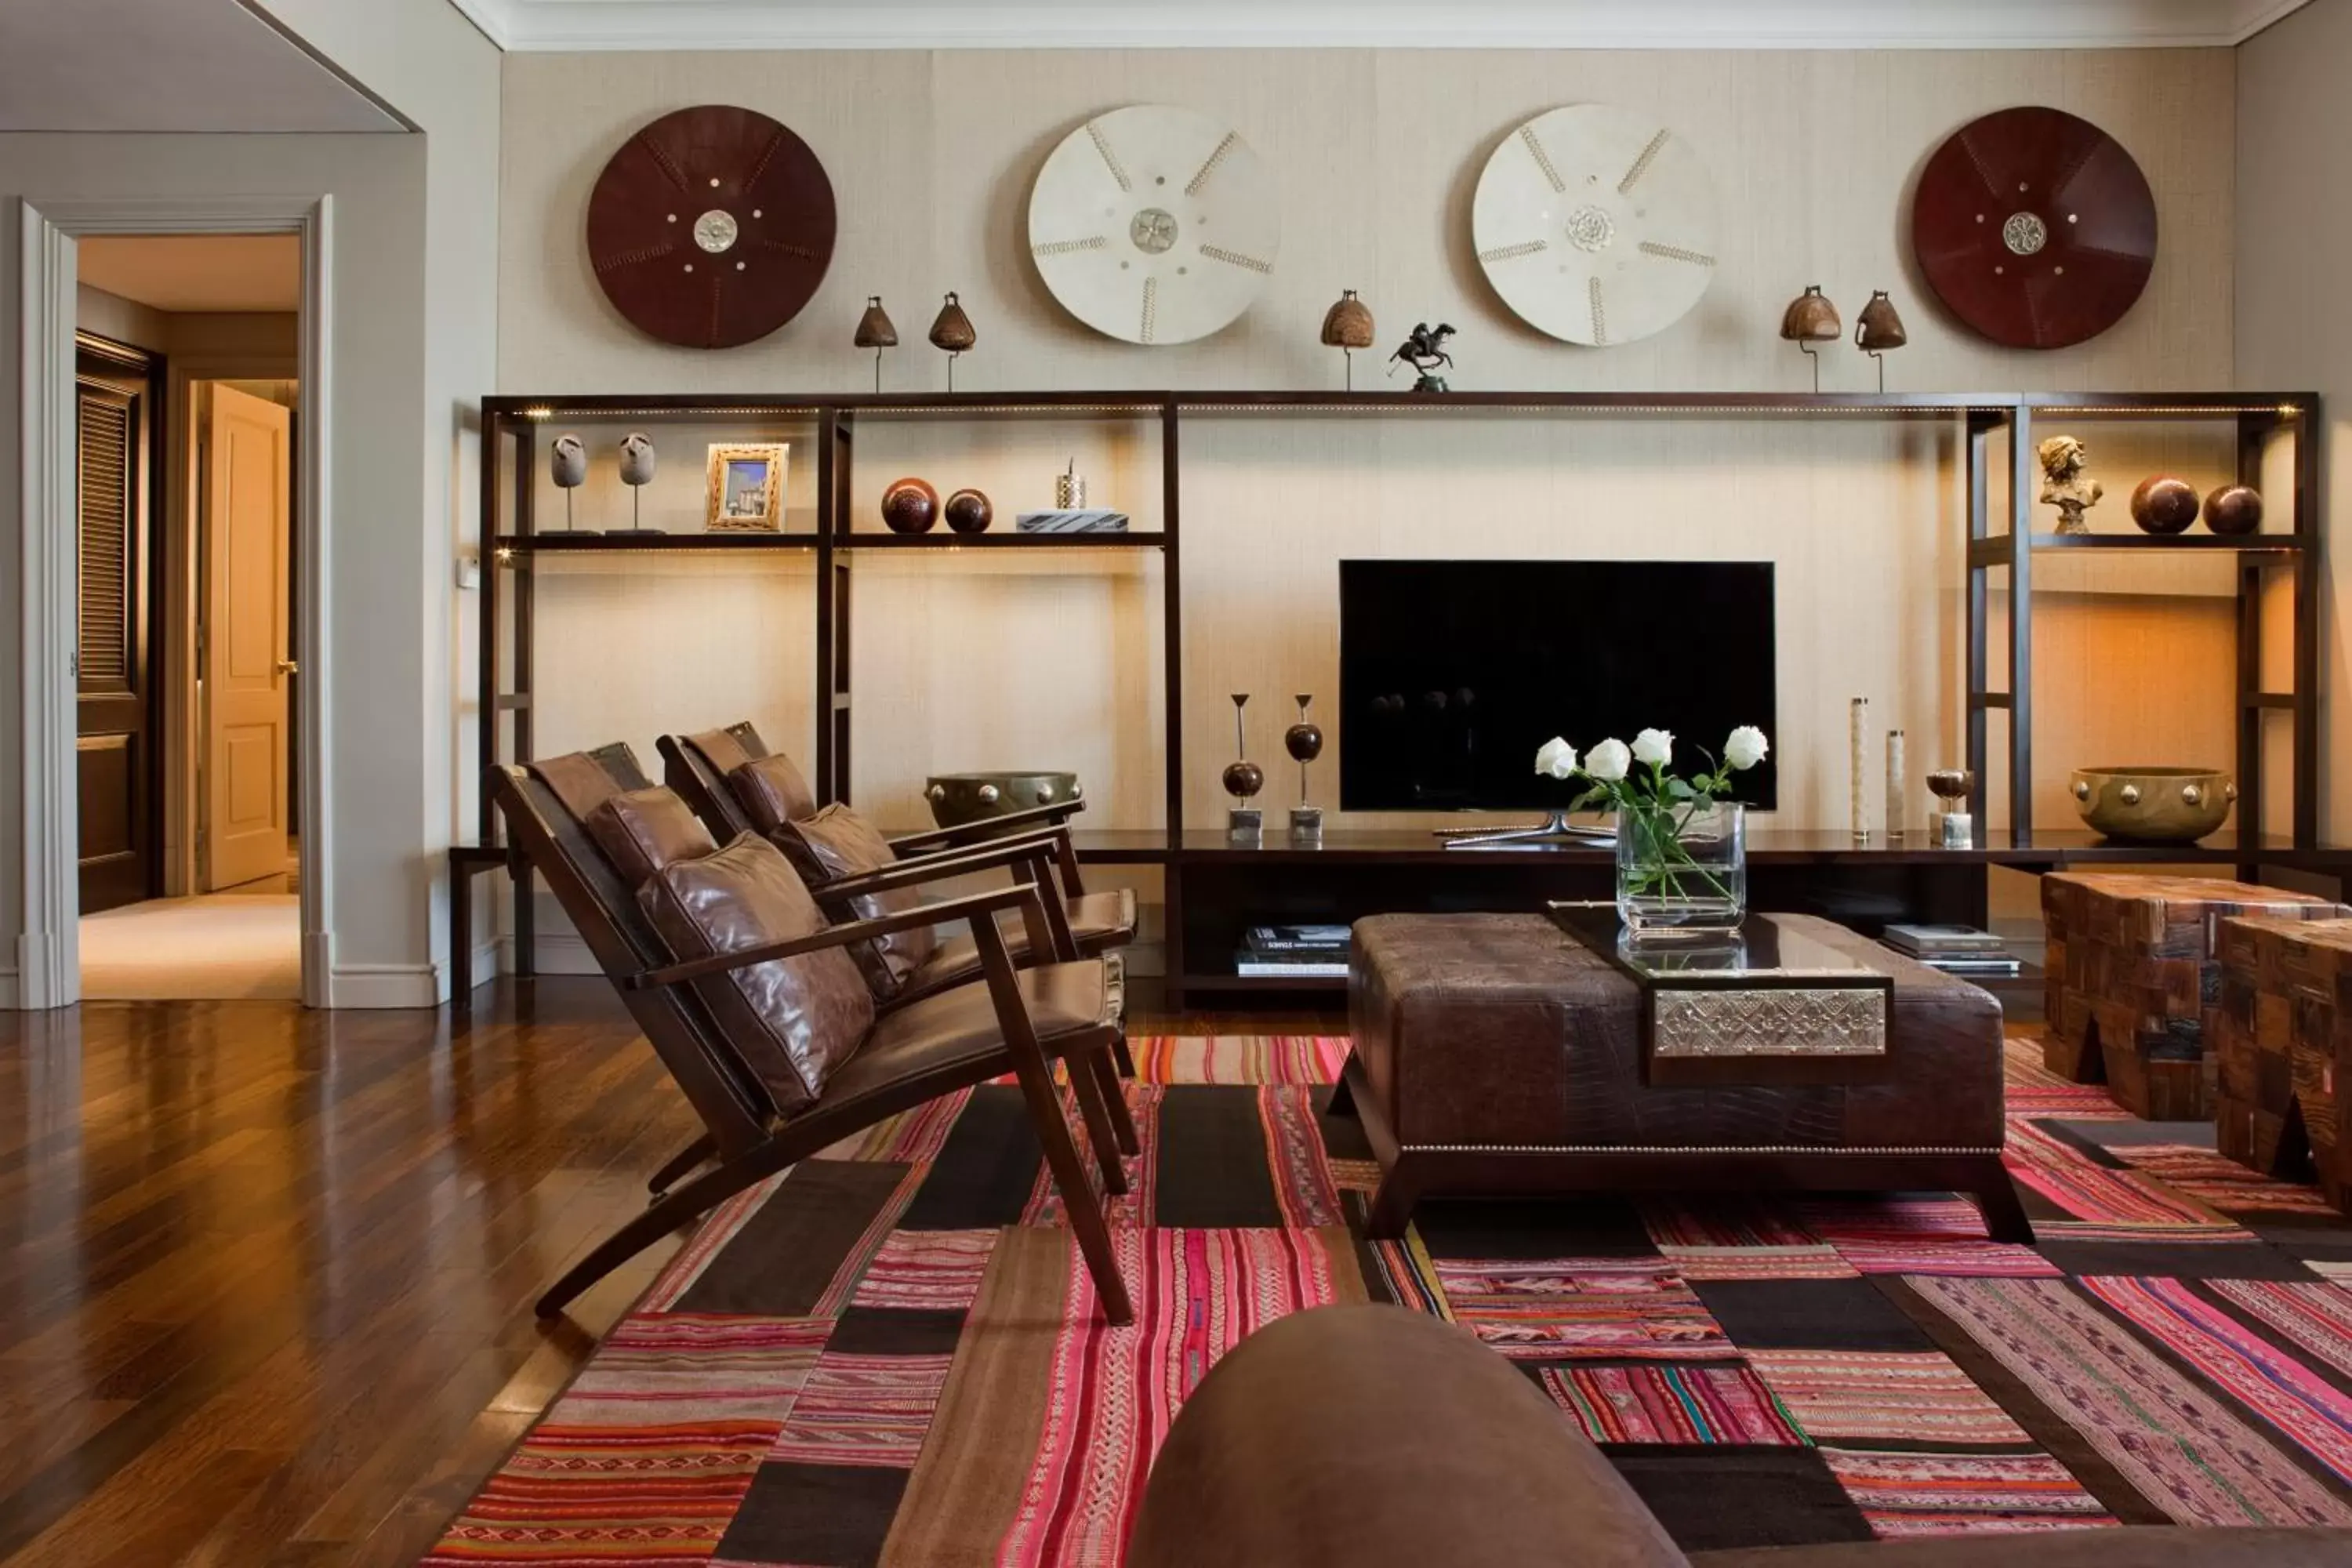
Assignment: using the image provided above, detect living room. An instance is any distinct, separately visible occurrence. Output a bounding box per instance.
[6,0,2352,1562]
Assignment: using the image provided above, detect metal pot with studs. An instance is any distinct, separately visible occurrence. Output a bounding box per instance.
[2068,765,2234,842]
[924,771,1081,829]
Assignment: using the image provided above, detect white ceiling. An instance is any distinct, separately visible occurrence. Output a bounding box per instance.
[0,0,404,132]
[450,0,2313,51]
[78,234,304,313]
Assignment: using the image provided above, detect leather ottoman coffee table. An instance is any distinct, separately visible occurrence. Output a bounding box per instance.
[1342,911,2024,1240]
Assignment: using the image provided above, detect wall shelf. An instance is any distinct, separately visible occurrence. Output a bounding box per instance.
[455,386,2325,1007]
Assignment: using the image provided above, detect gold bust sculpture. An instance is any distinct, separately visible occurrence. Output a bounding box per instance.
[2038,434,2102,535]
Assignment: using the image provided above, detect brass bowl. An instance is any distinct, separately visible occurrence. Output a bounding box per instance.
[924,771,1080,828]
[2068,766,2234,842]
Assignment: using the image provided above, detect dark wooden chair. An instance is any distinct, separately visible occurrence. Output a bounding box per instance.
[656,724,1138,1007]
[492,745,1134,1324]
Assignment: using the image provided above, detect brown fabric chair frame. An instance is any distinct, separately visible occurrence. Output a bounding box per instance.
[490,757,1136,1325]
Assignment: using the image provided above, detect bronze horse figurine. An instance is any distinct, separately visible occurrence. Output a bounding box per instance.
[1388,322,1456,393]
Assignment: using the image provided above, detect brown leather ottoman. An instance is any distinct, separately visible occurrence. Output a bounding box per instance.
[2042,873,2347,1120]
[1342,913,2021,1240]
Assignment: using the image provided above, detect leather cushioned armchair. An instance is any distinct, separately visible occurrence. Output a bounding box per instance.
[657,723,1138,1009]
[492,743,1135,1324]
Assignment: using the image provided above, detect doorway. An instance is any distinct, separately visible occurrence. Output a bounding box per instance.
[71,234,305,1000]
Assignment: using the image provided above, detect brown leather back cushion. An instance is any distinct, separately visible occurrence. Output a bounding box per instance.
[730,753,818,831]
[586,787,717,888]
[774,804,933,999]
[638,833,874,1112]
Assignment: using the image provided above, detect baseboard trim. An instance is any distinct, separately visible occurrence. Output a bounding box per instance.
[0,965,18,1011]
[517,931,601,977]
[327,963,442,1010]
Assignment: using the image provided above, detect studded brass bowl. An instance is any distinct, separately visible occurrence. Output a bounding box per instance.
[924,771,1080,829]
[2068,766,2234,843]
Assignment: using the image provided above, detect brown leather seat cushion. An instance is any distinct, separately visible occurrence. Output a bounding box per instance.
[638,832,876,1112]
[1128,1304,1686,1568]
[586,786,717,888]
[888,887,1138,1006]
[822,960,1114,1105]
[729,752,819,831]
[769,803,934,999]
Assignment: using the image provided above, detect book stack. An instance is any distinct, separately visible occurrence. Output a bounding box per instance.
[1235,924,1352,978]
[1881,924,2022,978]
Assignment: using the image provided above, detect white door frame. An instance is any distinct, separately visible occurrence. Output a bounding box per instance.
[16,194,333,1009]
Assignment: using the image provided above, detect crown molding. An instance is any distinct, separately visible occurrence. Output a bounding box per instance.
[445,0,2311,53]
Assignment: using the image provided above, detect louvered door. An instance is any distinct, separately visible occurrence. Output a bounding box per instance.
[75,339,158,913]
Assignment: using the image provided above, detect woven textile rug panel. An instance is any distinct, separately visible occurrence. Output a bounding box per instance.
[424,1033,2352,1564]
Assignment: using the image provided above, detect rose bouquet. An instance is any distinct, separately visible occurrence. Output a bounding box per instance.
[1536,724,1770,934]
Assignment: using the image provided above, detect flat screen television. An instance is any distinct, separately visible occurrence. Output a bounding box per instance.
[1339,559,1778,812]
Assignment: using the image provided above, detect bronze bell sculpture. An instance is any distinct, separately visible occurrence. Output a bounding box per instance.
[1853,291,1907,392]
[854,296,898,394]
[928,292,976,392]
[1319,289,1375,391]
[1779,285,1842,392]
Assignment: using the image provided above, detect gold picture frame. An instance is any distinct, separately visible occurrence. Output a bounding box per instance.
[705,442,788,532]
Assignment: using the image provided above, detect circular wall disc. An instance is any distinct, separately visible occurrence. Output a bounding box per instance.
[587,104,837,350]
[1912,106,2156,350]
[1472,104,1719,347]
[1028,104,1279,346]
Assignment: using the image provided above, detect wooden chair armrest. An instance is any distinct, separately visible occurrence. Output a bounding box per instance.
[887,798,1085,855]
[819,830,1065,898]
[626,884,1048,990]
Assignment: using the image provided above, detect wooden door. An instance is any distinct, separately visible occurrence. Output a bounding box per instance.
[203,384,292,891]
[74,337,159,914]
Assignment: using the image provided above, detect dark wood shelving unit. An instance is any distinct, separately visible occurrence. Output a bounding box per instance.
[453,387,2328,1006]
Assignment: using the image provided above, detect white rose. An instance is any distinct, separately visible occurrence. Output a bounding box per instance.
[1584,737,1632,782]
[1534,737,1579,780]
[1724,725,1769,771]
[1631,728,1675,768]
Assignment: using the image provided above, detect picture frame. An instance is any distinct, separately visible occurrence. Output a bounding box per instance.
[705,442,788,532]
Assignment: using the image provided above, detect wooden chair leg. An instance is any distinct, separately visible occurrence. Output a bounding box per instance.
[1112,1033,1138,1078]
[539,1142,792,1318]
[1066,1045,1131,1197]
[1008,1053,1133,1324]
[647,1132,717,1197]
[1090,1046,1140,1156]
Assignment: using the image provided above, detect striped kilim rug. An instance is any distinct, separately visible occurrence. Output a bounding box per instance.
[424,1033,2352,1563]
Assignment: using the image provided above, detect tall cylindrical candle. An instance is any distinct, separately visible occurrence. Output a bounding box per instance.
[1849,698,1869,840]
[1886,730,1906,840]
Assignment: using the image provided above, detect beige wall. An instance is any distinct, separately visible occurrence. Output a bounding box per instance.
[2239,2,2347,840]
[498,45,2243,956]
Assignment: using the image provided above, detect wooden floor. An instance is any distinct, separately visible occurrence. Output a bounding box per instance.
[0,978,1330,1567]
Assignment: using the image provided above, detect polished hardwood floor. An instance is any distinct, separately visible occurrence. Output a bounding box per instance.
[0,978,1330,1567]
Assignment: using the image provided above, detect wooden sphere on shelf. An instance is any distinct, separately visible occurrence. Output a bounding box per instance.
[880,477,939,535]
[1221,760,1265,800]
[2203,484,2263,536]
[943,488,993,534]
[2129,474,2198,535]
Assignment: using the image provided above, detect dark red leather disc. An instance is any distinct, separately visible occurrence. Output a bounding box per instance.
[586,104,836,350]
[1911,106,2156,350]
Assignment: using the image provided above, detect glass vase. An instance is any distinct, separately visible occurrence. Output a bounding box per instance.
[1616,801,1747,938]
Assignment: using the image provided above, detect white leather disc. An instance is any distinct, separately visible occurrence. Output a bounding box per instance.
[1029,104,1279,346]
[1473,103,1719,347]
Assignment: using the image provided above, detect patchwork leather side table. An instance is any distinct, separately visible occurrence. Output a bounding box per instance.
[2215,915,2352,1212]
[2042,873,2346,1120]
[1342,911,2023,1241]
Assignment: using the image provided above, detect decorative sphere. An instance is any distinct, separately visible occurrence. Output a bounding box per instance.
[1284,722,1324,764]
[944,487,993,534]
[2129,475,2198,535]
[880,477,939,535]
[2203,484,2263,537]
[1221,760,1265,800]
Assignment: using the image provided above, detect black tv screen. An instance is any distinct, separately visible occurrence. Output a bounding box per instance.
[1339,559,1778,812]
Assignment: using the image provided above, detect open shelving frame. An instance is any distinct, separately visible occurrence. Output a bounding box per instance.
[452,387,2326,1004]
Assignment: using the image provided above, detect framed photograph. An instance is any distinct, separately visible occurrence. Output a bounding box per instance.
[705,442,788,532]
